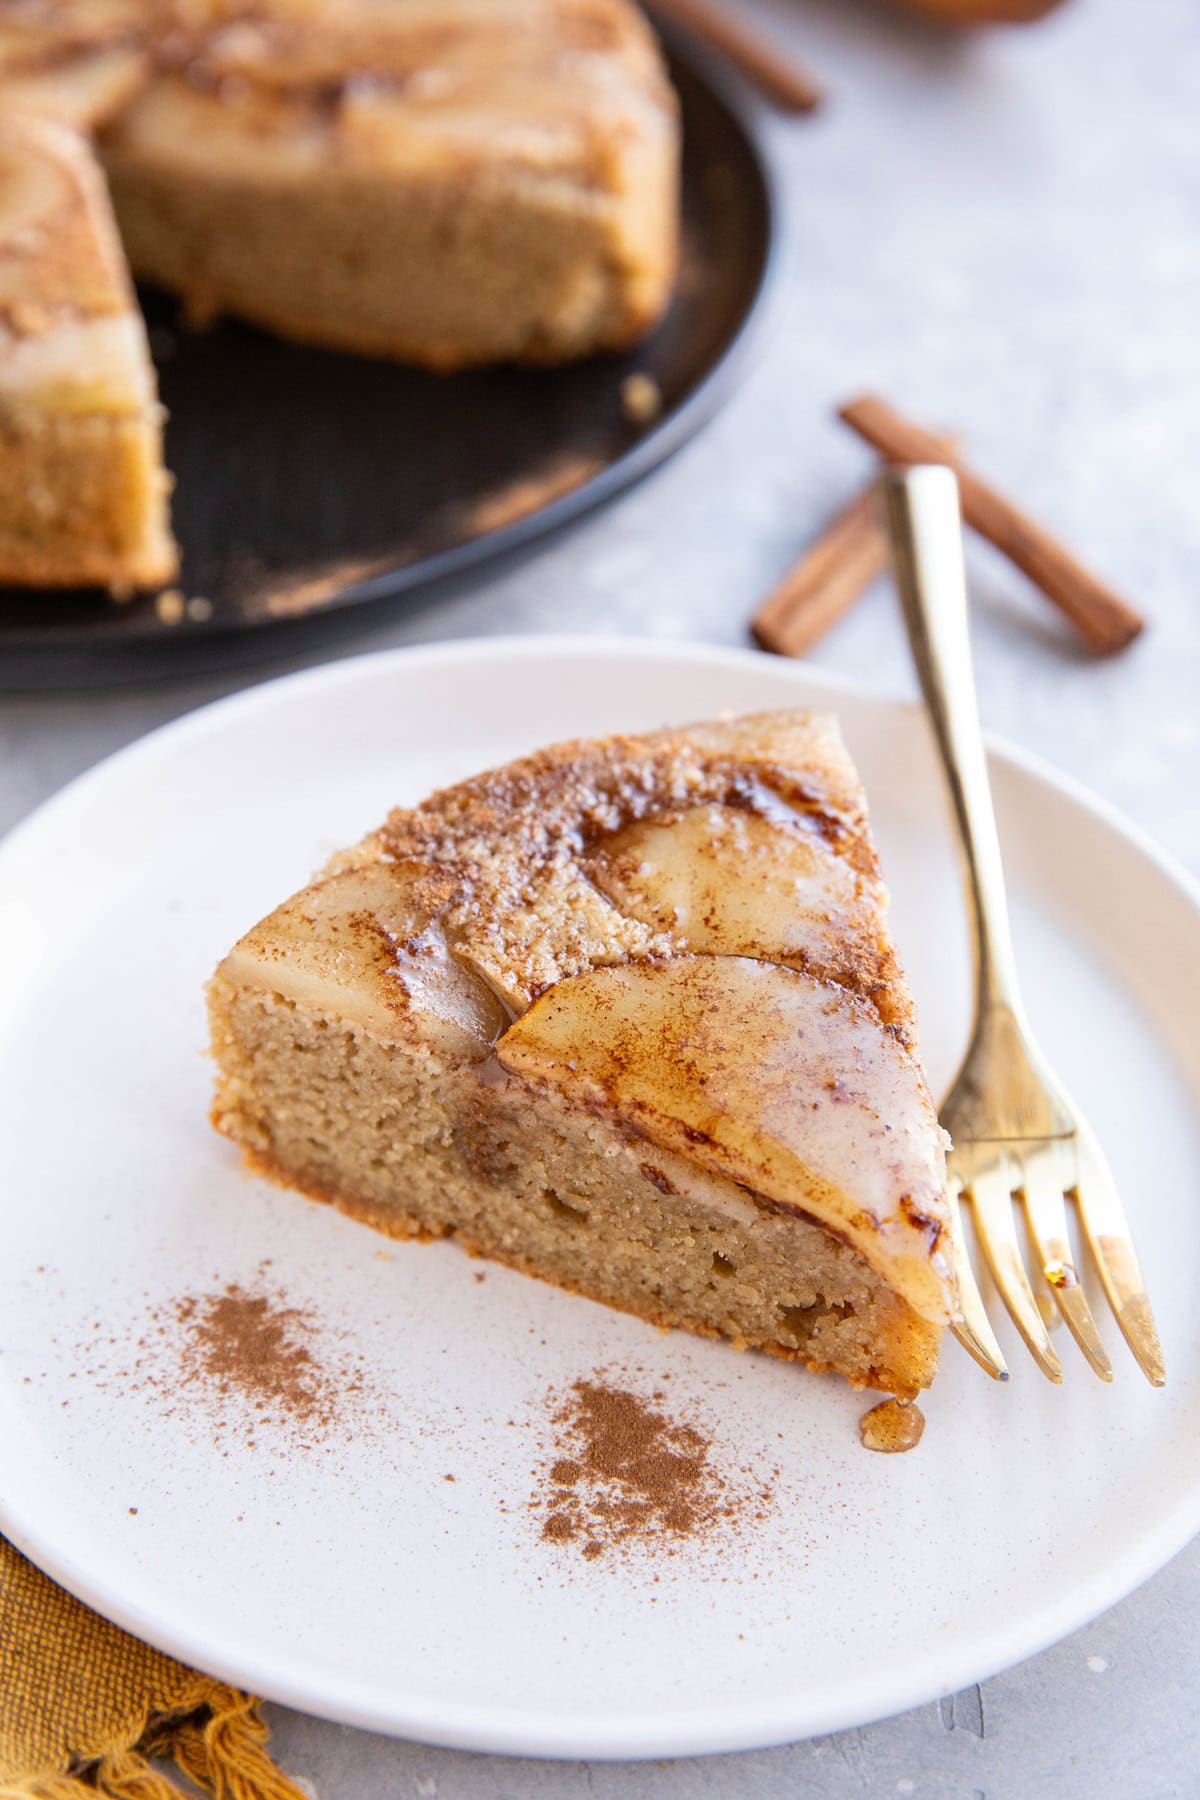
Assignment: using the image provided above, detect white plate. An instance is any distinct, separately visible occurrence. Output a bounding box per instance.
[1,637,1198,1761]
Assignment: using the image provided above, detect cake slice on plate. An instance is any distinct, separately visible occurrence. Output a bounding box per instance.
[208,711,955,1398]
[0,114,175,592]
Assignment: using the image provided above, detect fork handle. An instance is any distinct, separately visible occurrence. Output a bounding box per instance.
[882,466,1025,1020]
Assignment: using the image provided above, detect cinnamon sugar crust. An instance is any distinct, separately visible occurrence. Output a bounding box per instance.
[351,711,913,1037]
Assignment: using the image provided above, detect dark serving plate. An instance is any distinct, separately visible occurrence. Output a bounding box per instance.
[0,39,776,688]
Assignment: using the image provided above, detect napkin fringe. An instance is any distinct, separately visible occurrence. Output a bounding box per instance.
[1,1686,308,1800]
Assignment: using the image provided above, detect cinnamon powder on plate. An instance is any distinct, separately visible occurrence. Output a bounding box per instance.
[171,1282,346,1431]
[83,1272,372,1452]
[534,1374,776,1560]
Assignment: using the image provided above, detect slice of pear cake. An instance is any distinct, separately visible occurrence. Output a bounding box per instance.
[208,711,956,1397]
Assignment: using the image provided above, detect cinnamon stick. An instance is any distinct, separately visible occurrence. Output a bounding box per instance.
[752,488,887,656]
[753,427,960,656]
[839,394,1145,653]
[650,0,824,114]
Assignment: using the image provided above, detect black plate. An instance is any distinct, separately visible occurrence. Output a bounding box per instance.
[1,40,775,688]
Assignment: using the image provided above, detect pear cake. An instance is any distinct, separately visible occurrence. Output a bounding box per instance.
[100,0,680,370]
[0,2,678,591]
[0,114,175,592]
[1,0,679,373]
[208,712,956,1398]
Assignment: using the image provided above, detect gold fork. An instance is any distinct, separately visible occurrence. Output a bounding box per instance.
[883,465,1165,1386]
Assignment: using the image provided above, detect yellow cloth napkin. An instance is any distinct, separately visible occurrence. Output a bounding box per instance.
[0,1536,308,1800]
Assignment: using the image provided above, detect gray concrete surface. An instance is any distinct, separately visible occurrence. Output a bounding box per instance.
[4,0,1198,1793]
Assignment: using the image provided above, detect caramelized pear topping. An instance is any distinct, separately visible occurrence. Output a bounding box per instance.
[496,955,952,1324]
[587,802,893,1007]
[220,863,508,1058]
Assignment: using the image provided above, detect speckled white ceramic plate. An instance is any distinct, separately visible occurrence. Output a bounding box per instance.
[1,637,1198,1760]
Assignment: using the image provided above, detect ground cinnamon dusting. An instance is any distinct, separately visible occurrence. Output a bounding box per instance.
[172,1282,344,1430]
[82,1271,372,1452]
[533,1374,775,1559]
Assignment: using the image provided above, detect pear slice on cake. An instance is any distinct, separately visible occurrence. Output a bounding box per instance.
[497,955,952,1328]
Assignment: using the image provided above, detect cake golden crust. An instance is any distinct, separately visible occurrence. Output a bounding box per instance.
[208,711,954,1399]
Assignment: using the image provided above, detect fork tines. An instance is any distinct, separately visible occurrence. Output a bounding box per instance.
[950,1129,1165,1387]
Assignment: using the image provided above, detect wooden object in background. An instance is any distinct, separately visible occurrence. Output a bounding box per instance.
[649,0,824,113]
[839,394,1145,654]
[752,489,886,657]
[753,428,959,656]
[888,0,1068,22]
